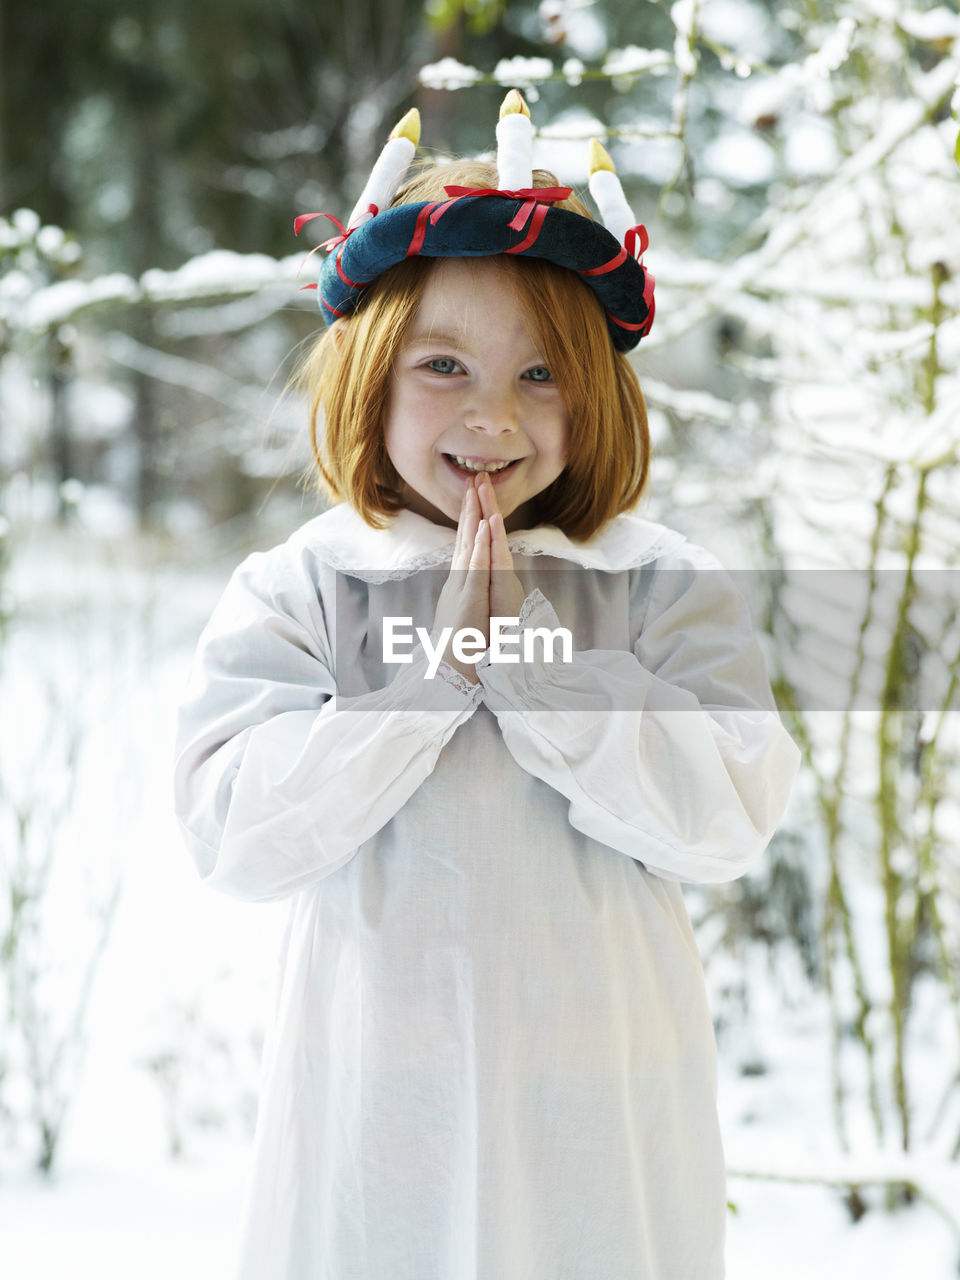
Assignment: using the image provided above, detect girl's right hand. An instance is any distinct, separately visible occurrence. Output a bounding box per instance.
[431,481,492,684]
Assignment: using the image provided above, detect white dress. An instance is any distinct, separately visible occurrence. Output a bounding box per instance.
[174,503,800,1280]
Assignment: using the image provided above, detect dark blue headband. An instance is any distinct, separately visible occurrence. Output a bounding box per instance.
[309,188,656,353]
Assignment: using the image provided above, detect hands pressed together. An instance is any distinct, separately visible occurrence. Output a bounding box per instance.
[432,473,528,684]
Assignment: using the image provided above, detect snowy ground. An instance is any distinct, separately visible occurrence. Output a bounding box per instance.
[2,522,958,1279]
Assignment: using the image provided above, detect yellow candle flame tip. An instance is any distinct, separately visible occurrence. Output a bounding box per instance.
[499,89,531,119]
[389,108,421,146]
[588,138,616,175]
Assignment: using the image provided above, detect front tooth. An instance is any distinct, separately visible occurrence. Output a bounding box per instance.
[455,455,511,473]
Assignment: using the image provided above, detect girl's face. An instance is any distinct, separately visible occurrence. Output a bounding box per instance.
[383,258,570,532]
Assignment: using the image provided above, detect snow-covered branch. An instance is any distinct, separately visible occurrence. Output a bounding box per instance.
[3,251,308,338]
[418,50,674,93]
[649,54,960,347]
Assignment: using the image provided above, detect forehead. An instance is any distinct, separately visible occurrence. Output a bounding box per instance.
[408,257,531,341]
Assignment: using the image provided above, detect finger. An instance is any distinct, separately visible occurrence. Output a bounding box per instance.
[463,482,481,558]
[489,511,514,573]
[469,518,491,574]
[452,481,480,571]
[475,471,500,524]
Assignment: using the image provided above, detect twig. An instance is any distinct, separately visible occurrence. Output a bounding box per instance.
[727,1162,960,1248]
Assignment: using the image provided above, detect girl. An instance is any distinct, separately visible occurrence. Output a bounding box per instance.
[175,95,800,1279]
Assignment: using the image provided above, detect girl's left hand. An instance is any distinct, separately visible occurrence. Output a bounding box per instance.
[474,473,527,622]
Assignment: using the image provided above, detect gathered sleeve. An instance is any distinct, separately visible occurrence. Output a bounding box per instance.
[174,548,481,903]
[478,547,800,884]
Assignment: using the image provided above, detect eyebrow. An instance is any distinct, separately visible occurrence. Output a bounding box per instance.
[404,332,467,348]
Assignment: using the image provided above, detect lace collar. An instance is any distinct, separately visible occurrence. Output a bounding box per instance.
[299,503,685,583]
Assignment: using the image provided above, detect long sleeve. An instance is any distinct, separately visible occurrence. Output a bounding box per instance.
[174,547,481,902]
[478,548,800,884]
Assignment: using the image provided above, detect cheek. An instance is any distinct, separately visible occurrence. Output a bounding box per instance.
[383,385,413,451]
[553,410,572,467]
[384,393,441,479]
[387,384,437,439]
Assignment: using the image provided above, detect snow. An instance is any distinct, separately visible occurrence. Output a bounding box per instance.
[140,250,297,302]
[6,253,308,338]
[11,207,41,236]
[898,6,960,44]
[810,17,858,77]
[731,16,857,124]
[491,55,554,87]
[562,57,586,85]
[418,58,484,91]
[737,73,796,126]
[671,0,700,78]
[602,44,673,79]
[35,224,66,257]
[14,274,140,332]
[540,1,607,61]
[699,0,777,60]
[783,115,841,177]
[703,129,777,186]
[2,1157,249,1280]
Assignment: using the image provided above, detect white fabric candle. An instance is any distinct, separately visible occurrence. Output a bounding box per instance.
[496,111,534,190]
[588,168,638,248]
[348,135,417,230]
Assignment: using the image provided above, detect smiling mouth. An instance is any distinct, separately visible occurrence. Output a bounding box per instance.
[444,454,521,475]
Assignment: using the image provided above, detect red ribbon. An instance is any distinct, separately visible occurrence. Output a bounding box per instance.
[294,211,346,251]
[579,246,628,278]
[293,207,379,288]
[406,199,453,257]
[592,225,653,338]
[403,185,573,259]
[293,213,346,287]
[624,224,649,259]
[294,206,379,249]
[442,185,572,236]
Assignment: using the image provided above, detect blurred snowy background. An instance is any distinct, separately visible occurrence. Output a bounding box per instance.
[2,1,960,1276]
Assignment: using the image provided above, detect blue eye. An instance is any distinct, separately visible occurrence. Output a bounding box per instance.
[427,357,462,374]
[526,365,553,383]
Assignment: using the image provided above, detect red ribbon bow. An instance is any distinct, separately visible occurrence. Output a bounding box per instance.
[442,185,572,252]
[293,208,379,289]
[402,185,573,258]
[441,185,572,219]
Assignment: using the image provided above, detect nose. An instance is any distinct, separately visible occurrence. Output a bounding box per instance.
[463,379,519,435]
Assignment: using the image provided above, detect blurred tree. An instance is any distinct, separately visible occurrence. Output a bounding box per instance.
[2,0,434,265]
[2,0,440,523]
